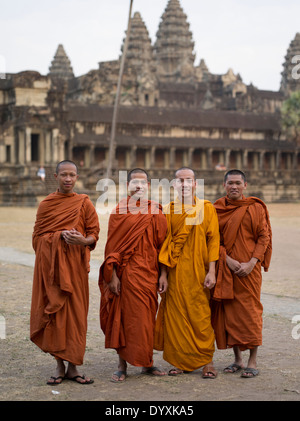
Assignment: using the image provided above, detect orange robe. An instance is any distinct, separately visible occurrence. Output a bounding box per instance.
[99,198,167,367]
[212,196,272,351]
[30,191,100,365]
[154,198,220,371]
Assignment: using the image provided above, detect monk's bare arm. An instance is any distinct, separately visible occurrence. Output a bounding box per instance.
[204,261,216,289]
[158,264,168,294]
[226,255,242,272]
[108,267,121,295]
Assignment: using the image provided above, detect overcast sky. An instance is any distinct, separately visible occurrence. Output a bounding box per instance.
[0,0,299,91]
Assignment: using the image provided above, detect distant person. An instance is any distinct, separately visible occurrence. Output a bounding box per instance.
[215,163,226,171]
[99,168,168,382]
[212,169,272,378]
[30,160,100,385]
[154,167,220,378]
[37,166,46,181]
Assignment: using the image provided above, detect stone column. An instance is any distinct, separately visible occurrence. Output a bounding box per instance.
[201,149,207,169]
[18,130,25,164]
[150,146,156,167]
[275,150,281,170]
[188,147,194,167]
[145,148,150,169]
[243,149,248,169]
[89,144,95,168]
[40,131,45,165]
[169,147,175,169]
[225,149,231,169]
[259,151,265,170]
[206,148,213,169]
[45,131,52,164]
[270,152,276,170]
[0,145,5,163]
[130,146,137,169]
[52,129,59,163]
[25,127,31,163]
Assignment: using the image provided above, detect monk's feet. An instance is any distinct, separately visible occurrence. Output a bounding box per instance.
[240,367,259,378]
[47,360,66,385]
[111,370,127,383]
[111,360,127,383]
[65,363,94,384]
[168,367,184,376]
[141,366,166,376]
[202,364,218,379]
[224,362,244,373]
[47,375,64,385]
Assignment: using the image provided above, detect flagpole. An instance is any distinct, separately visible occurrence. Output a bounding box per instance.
[106,0,134,179]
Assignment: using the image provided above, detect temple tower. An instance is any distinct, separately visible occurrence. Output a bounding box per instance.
[154,0,195,83]
[122,12,158,105]
[48,44,74,80]
[280,33,300,96]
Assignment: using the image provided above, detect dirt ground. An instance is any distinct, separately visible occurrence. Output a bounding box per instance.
[0,202,300,403]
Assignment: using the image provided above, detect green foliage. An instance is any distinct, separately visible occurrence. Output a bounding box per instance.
[281,91,300,141]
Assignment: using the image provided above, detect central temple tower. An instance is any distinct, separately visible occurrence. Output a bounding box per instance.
[154,0,195,83]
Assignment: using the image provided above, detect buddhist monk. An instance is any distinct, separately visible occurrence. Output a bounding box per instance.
[99,168,168,382]
[30,160,100,385]
[154,167,220,378]
[212,169,272,378]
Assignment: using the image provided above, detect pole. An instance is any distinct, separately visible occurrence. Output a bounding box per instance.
[106,0,134,179]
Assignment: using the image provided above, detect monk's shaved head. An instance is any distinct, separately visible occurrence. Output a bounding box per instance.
[55,160,78,175]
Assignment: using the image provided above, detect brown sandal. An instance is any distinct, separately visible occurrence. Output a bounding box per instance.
[202,365,218,379]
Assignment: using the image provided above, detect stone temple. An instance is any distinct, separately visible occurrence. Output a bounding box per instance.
[0,0,300,205]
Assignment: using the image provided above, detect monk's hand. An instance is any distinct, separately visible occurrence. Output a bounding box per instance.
[234,258,258,277]
[226,255,242,272]
[108,272,121,296]
[61,229,88,246]
[204,272,216,289]
[158,273,168,294]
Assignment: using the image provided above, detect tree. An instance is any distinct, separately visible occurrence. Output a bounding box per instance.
[281,91,300,144]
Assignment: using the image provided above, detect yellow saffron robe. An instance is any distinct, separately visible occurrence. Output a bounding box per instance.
[154,198,220,371]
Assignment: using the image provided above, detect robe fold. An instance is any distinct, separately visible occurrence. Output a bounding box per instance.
[99,197,167,367]
[211,196,272,351]
[30,191,99,365]
[154,198,220,371]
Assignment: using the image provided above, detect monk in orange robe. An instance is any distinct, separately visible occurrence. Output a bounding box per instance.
[212,169,272,378]
[99,169,168,382]
[154,168,220,378]
[30,160,100,385]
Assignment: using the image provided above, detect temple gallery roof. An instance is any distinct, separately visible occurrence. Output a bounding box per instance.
[67,104,280,131]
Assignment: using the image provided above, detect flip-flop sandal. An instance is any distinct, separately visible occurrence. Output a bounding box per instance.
[141,366,166,376]
[46,376,65,385]
[66,375,94,384]
[202,366,218,379]
[241,368,259,378]
[224,363,243,373]
[168,368,184,376]
[111,370,127,383]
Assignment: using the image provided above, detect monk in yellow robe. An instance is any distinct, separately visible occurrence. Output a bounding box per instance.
[212,169,272,378]
[154,167,220,378]
[99,169,168,382]
[30,160,100,385]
